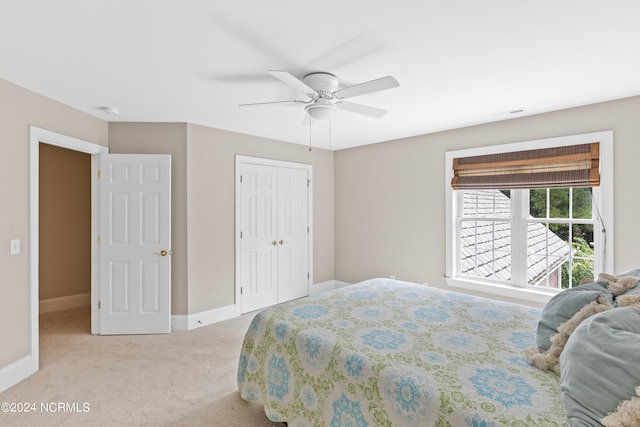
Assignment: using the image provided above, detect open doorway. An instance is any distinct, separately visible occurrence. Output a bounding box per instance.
[28,126,107,377]
[38,143,91,321]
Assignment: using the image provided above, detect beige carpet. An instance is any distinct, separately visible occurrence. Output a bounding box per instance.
[0,307,284,426]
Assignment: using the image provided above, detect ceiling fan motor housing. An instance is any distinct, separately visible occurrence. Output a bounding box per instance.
[302,72,339,97]
[301,72,340,120]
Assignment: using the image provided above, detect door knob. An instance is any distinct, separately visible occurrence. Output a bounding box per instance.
[154,250,169,256]
[272,240,277,246]
[279,240,284,245]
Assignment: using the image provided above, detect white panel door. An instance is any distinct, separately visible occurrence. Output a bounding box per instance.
[99,154,171,334]
[239,163,279,313]
[277,167,309,302]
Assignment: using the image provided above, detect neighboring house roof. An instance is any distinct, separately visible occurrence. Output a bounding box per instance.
[459,189,571,287]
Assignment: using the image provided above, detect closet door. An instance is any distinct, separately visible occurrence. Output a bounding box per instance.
[238,163,279,313]
[277,167,309,302]
[237,157,311,314]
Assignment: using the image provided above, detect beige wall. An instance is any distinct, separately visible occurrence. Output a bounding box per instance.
[39,144,91,300]
[0,79,108,369]
[335,95,640,304]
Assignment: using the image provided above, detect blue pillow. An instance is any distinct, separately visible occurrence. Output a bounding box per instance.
[616,268,640,278]
[616,269,640,297]
[560,307,640,426]
[535,281,613,352]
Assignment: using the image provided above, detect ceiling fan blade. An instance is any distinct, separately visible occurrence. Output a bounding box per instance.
[268,70,317,95]
[335,76,399,99]
[338,101,388,118]
[239,100,307,107]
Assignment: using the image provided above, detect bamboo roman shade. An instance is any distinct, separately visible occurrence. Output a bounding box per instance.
[451,142,600,190]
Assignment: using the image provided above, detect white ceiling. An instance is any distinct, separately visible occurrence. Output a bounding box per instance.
[2,1,639,150]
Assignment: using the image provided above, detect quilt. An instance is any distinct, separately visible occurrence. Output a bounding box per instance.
[237,278,568,426]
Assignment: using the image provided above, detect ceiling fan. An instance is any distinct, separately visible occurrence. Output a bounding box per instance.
[240,70,399,123]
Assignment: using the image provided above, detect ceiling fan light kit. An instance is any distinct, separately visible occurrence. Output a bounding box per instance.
[305,101,337,120]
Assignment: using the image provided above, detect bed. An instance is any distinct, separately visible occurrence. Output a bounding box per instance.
[237,278,568,426]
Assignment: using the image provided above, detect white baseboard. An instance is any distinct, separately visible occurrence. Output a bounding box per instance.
[0,355,36,394]
[311,280,351,294]
[172,304,237,331]
[171,281,353,331]
[40,292,91,314]
[333,280,351,289]
[171,315,188,331]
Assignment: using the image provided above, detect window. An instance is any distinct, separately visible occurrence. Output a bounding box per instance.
[459,189,513,283]
[445,132,613,302]
[458,188,596,289]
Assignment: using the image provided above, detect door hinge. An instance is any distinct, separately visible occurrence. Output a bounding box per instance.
[97,169,102,178]
[98,300,101,309]
[240,175,243,183]
[240,231,243,239]
[240,287,243,295]
[97,234,102,244]
[307,179,310,187]
[308,272,310,279]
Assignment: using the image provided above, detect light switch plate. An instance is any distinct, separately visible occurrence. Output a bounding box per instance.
[10,239,20,255]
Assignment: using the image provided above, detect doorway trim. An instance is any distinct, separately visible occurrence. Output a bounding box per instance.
[234,155,313,315]
[28,126,107,372]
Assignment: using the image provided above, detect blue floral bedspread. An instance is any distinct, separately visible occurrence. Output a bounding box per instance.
[237,278,568,426]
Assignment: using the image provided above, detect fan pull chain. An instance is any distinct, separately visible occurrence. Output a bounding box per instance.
[329,116,332,152]
[308,116,312,151]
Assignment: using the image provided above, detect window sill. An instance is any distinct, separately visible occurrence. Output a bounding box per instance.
[445,277,557,306]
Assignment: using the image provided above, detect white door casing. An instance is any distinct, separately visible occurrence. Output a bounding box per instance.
[17,127,107,395]
[99,154,172,334]
[236,156,312,314]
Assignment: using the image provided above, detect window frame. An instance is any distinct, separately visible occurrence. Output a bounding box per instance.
[444,131,614,304]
